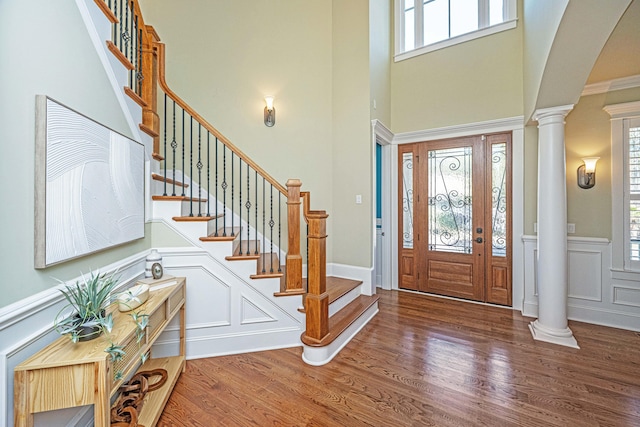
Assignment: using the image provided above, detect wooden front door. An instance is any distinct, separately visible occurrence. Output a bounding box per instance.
[399,133,512,305]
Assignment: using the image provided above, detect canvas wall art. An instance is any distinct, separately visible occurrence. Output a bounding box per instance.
[34,96,144,268]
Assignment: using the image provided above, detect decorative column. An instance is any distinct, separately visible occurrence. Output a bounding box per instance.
[529,105,579,349]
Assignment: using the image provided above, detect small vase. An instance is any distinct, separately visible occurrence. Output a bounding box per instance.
[145,250,162,278]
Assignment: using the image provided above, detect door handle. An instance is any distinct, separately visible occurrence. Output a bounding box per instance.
[476,227,483,234]
[475,237,483,243]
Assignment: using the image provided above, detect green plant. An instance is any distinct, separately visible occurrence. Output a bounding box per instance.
[54,271,119,343]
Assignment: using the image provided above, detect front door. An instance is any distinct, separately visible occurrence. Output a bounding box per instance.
[399,133,512,305]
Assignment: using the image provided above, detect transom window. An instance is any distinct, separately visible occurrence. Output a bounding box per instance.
[395,0,517,61]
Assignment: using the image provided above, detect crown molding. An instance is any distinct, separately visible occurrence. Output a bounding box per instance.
[582,74,640,97]
[392,116,524,145]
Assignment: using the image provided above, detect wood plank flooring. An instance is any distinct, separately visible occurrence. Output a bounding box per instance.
[157,289,640,426]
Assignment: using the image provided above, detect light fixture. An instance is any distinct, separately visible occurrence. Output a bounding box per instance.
[577,157,600,189]
[264,96,275,127]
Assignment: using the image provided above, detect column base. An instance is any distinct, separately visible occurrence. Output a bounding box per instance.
[528,320,579,349]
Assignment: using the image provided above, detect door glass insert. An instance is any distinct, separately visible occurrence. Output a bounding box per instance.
[402,152,414,249]
[491,143,507,257]
[428,147,472,253]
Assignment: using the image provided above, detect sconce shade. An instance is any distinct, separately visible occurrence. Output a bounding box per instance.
[265,96,274,111]
[577,157,599,189]
[264,96,275,127]
[582,157,599,174]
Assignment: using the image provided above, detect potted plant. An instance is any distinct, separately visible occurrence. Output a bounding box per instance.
[54,271,119,342]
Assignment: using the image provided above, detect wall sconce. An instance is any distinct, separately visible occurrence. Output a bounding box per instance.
[264,96,275,127]
[577,157,600,189]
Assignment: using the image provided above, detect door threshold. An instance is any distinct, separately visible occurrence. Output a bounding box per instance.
[395,288,514,310]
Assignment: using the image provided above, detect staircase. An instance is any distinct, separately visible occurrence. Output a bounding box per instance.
[83,0,378,366]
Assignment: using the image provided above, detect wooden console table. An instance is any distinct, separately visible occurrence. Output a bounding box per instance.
[14,277,186,427]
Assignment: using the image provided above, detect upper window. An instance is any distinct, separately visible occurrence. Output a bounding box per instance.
[395,0,517,61]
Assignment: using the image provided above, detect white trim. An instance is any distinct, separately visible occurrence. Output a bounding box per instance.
[301,302,379,366]
[395,19,518,62]
[327,263,374,296]
[392,115,524,145]
[372,119,394,145]
[372,120,394,292]
[582,74,640,97]
[604,101,640,119]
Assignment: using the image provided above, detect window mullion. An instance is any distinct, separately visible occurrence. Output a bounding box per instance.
[415,0,423,48]
[479,0,489,28]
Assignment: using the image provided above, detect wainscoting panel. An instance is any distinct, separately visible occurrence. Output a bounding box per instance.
[522,236,640,331]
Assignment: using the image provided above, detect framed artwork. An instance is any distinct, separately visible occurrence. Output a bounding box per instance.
[34,95,145,268]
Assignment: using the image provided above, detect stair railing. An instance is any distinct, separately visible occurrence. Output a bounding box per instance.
[96,0,330,339]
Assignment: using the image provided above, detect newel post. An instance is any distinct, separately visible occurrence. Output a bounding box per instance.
[286,179,304,292]
[304,210,329,343]
[142,25,161,156]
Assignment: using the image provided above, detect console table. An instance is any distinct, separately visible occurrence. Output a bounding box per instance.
[14,277,186,427]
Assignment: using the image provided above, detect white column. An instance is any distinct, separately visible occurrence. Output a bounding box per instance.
[529,105,579,349]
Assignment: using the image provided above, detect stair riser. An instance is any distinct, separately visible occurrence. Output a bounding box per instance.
[329,286,362,317]
[181,200,208,217]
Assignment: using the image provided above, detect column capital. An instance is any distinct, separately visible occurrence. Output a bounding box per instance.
[533,104,574,124]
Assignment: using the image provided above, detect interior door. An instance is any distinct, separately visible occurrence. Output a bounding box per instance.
[398,133,511,305]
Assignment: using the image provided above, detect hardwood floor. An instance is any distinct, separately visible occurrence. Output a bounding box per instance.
[157,290,640,426]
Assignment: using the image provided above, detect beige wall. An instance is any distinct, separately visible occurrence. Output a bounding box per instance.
[331,0,373,267]
[0,0,151,309]
[390,1,523,133]
[369,0,392,125]
[141,0,377,268]
[523,87,640,238]
[565,87,640,239]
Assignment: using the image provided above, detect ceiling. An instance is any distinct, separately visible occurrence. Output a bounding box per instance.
[586,0,640,84]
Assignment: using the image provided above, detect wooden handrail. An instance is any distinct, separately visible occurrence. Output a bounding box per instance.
[155,41,287,195]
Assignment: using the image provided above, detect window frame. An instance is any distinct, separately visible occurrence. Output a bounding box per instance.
[394,0,518,62]
[606,101,640,272]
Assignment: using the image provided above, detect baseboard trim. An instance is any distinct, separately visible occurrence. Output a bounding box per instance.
[301,302,379,366]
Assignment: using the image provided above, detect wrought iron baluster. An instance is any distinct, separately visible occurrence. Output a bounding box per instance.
[137,22,143,96]
[255,170,258,255]
[216,138,220,236]
[278,192,281,272]
[238,159,242,254]
[181,109,185,197]
[189,116,193,217]
[256,176,273,273]
[115,0,121,50]
[222,145,227,231]
[269,184,274,273]
[122,0,129,62]
[128,0,133,89]
[207,132,211,217]
[113,0,118,50]
[231,151,236,234]
[246,163,250,246]
[197,124,202,217]
[171,101,177,196]
[162,94,167,196]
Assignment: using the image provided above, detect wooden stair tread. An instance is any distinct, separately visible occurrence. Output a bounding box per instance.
[297,276,362,313]
[301,295,379,347]
[172,214,223,222]
[152,195,206,202]
[200,227,241,242]
[326,277,362,304]
[151,173,189,188]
